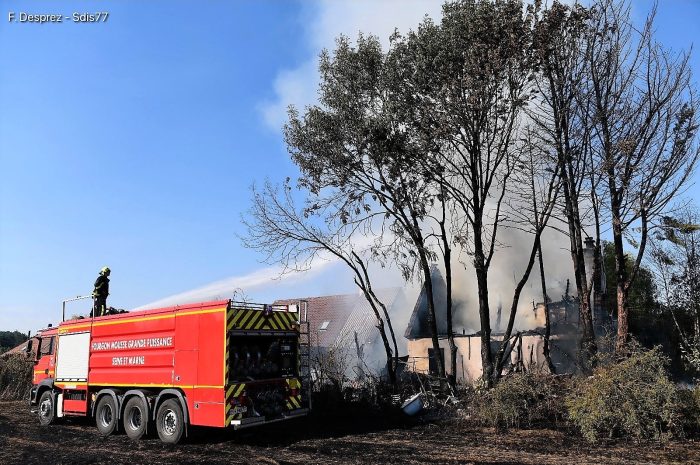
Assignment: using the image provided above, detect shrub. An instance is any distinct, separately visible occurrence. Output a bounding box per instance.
[0,353,33,400]
[467,371,569,430]
[566,346,693,443]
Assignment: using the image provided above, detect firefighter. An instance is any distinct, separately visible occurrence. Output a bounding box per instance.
[92,266,110,317]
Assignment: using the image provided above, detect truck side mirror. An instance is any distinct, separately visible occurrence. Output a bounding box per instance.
[25,339,33,357]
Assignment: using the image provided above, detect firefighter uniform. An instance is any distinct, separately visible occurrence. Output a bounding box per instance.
[92,267,110,317]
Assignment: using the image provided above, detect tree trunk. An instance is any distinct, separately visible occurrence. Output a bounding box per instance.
[609,184,630,353]
[439,193,457,386]
[445,244,457,386]
[537,240,556,374]
[592,230,604,328]
[419,257,446,379]
[493,233,542,380]
[472,212,493,385]
[543,63,597,368]
[559,159,596,367]
[352,252,400,384]
[355,280,397,385]
[373,296,399,382]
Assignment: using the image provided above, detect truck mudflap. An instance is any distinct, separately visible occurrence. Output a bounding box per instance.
[230,408,309,430]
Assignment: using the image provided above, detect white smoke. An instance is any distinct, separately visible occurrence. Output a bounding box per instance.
[135,255,339,310]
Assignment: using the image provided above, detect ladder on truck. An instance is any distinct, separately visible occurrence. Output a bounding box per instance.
[297,300,312,410]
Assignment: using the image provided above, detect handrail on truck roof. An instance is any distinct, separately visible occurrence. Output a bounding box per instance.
[61,295,92,322]
[229,301,299,313]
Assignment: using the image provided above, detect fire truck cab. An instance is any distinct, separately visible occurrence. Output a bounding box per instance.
[28,300,310,444]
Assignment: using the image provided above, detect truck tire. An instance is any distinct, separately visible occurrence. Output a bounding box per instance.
[123,396,148,440]
[156,398,184,444]
[38,390,55,426]
[95,395,118,436]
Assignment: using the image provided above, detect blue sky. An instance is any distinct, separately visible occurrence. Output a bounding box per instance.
[0,0,698,334]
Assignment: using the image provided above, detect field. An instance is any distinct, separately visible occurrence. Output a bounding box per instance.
[1,401,699,465]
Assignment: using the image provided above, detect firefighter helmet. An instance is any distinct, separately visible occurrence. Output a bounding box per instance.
[101,266,111,275]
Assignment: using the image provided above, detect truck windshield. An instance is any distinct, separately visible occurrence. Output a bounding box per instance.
[228,335,296,382]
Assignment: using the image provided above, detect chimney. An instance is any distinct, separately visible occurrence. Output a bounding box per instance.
[495,301,502,332]
[583,237,595,285]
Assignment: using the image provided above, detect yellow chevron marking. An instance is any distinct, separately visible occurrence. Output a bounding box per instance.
[226,308,299,332]
[232,310,248,327]
[279,313,290,328]
[245,311,262,329]
[226,385,236,398]
[231,310,246,325]
[238,310,256,328]
[286,378,300,389]
[286,401,293,409]
[290,396,301,409]
[254,313,266,329]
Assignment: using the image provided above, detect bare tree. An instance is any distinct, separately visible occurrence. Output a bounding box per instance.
[283,34,447,378]
[388,0,537,385]
[492,130,561,379]
[584,0,699,352]
[241,180,400,384]
[530,1,598,366]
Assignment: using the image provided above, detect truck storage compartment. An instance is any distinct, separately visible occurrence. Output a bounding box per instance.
[55,332,91,382]
[228,335,297,381]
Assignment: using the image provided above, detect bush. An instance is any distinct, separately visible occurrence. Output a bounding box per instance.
[0,354,33,400]
[566,346,695,443]
[467,371,569,430]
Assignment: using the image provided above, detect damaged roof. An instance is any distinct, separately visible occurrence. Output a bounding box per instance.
[404,265,471,340]
[275,287,407,348]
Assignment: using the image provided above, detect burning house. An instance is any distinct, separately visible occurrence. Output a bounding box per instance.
[404,267,558,382]
[405,238,611,382]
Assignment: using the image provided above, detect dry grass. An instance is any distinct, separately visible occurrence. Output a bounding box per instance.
[2,400,699,464]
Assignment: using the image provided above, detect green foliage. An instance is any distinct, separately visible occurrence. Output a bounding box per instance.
[602,241,657,317]
[0,331,28,353]
[0,353,33,400]
[648,207,700,376]
[567,347,695,442]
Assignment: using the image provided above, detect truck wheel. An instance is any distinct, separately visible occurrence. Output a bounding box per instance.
[123,396,149,440]
[95,395,118,436]
[38,390,55,426]
[156,398,184,444]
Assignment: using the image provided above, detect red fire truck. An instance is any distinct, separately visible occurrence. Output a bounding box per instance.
[28,299,310,443]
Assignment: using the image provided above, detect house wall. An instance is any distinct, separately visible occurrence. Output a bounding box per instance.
[406,334,549,384]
